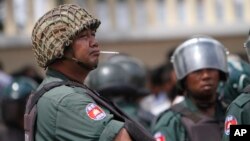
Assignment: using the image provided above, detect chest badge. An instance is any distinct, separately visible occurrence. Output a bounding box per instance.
[86,103,106,120]
[154,132,166,141]
[224,115,238,135]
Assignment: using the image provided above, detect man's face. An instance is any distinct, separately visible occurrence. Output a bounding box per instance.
[71,29,100,70]
[185,69,220,100]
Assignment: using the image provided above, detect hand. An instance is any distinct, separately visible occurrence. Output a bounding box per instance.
[114,128,132,141]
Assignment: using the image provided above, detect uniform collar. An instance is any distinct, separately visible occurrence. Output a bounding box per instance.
[46,68,70,81]
[183,96,225,120]
[183,96,199,113]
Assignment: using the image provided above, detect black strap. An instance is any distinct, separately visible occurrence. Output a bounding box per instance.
[27,81,66,113]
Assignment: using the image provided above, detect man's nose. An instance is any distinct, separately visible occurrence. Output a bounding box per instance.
[200,69,212,79]
[90,37,99,48]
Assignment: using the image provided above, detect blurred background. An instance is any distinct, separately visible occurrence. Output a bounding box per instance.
[0,0,249,75]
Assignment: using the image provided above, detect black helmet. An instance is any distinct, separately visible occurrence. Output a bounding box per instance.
[87,63,142,97]
[108,54,147,91]
[0,77,38,128]
[86,63,130,96]
[86,55,149,97]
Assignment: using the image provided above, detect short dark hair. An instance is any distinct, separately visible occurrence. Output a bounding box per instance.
[150,63,173,86]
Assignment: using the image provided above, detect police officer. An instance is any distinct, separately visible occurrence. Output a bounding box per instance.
[107,55,153,126]
[218,54,250,108]
[222,31,250,141]
[141,64,173,117]
[0,77,37,141]
[151,36,228,141]
[29,4,154,141]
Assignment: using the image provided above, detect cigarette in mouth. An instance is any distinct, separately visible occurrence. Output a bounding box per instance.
[100,51,119,54]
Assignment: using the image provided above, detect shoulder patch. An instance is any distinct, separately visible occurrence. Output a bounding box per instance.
[154,132,166,141]
[86,103,106,120]
[224,115,238,136]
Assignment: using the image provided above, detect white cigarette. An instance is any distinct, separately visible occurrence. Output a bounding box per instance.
[100,51,119,54]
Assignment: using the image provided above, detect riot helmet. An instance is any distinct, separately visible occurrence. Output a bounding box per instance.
[0,77,38,128]
[108,54,147,92]
[171,35,228,84]
[86,63,131,97]
[87,55,149,97]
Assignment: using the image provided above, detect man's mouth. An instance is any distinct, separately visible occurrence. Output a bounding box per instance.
[201,83,213,90]
[90,50,100,56]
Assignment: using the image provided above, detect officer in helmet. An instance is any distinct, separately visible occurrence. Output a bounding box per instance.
[28,4,153,141]
[87,55,152,129]
[0,77,37,141]
[218,54,250,109]
[222,31,250,141]
[140,64,173,117]
[152,35,228,141]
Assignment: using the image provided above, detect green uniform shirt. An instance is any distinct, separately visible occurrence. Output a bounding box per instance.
[35,69,124,141]
[222,93,250,141]
[116,101,138,121]
[151,97,225,141]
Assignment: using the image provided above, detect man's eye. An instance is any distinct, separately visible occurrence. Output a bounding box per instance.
[92,33,96,37]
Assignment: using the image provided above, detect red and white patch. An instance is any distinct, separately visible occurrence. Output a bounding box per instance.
[86,103,106,120]
[154,132,166,141]
[224,115,238,135]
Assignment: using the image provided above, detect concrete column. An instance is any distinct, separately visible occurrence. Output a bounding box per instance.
[224,0,235,24]
[185,0,197,26]
[166,0,178,26]
[204,0,216,25]
[128,0,136,29]
[4,0,16,36]
[107,0,116,30]
[145,0,157,27]
[25,0,34,35]
[243,0,250,23]
[86,0,97,16]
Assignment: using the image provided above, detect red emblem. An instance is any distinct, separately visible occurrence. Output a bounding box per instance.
[86,103,106,120]
[154,132,166,141]
[224,115,238,135]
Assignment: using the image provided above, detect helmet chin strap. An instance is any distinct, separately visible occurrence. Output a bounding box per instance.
[72,57,96,70]
[62,56,95,70]
[62,44,97,70]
